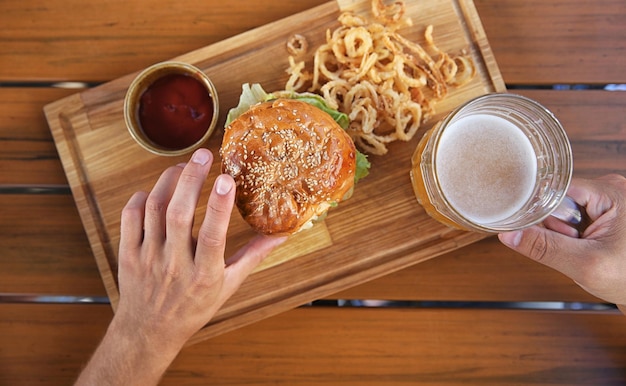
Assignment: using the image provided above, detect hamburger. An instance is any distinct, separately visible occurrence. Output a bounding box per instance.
[220,84,370,236]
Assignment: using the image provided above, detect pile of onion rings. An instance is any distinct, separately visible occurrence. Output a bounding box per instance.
[285,0,476,155]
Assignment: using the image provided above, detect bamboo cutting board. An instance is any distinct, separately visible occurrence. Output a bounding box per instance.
[44,0,505,343]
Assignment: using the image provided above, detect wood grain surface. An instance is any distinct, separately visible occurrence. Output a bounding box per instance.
[2,0,624,84]
[476,0,626,85]
[43,0,504,342]
[1,304,624,385]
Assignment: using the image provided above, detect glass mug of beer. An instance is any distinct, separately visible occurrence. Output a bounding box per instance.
[410,93,581,233]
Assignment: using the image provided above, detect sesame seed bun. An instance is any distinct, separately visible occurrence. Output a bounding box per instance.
[220,98,357,236]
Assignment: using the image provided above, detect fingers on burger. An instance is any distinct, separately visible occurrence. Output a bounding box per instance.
[220,84,370,236]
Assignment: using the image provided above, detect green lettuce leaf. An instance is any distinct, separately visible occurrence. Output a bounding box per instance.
[285,92,350,130]
[354,151,370,184]
[228,84,350,129]
[225,83,272,126]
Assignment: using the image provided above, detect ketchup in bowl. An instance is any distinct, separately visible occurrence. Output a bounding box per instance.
[139,74,214,150]
[124,61,219,156]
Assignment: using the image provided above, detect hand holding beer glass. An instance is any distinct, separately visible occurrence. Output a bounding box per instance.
[411,93,582,233]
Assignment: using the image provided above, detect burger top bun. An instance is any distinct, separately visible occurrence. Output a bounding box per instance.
[221,98,357,236]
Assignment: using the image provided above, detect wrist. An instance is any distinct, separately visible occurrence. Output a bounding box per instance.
[108,311,185,360]
[74,313,184,386]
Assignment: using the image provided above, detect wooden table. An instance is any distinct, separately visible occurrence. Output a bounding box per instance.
[1,0,625,384]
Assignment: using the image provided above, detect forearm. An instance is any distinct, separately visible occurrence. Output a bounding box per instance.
[617,304,626,316]
[75,316,183,386]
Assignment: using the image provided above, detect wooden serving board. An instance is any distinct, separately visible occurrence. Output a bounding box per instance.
[44,0,505,343]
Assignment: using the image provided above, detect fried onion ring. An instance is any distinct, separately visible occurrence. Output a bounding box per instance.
[284,0,476,155]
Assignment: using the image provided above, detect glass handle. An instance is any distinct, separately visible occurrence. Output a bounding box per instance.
[550,196,582,225]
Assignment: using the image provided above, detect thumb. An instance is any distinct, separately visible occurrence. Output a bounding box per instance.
[218,235,288,304]
[498,226,585,280]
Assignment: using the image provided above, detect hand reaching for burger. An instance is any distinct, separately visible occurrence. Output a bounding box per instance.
[74,85,366,384]
[74,149,287,386]
[499,174,626,314]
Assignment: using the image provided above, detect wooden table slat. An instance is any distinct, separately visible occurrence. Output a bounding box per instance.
[330,236,603,303]
[0,88,75,185]
[1,304,624,386]
[0,0,624,84]
[0,0,330,82]
[0,195,105,295]
[474,0,626,84]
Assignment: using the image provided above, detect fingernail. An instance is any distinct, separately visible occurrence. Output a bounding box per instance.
[191,149,211,165]
[272,236,289,246]
[215,174,233,195]
[500,230,523,248]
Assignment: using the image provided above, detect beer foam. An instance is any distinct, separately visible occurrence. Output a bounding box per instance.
[435,114,537,224]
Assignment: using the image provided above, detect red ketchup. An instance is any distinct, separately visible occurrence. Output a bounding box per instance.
[138,74,213,149]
